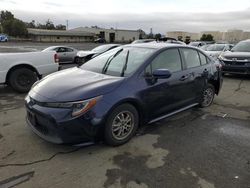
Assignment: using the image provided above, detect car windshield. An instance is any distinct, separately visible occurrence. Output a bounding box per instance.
[206,44,225,51]
[81,47,156,77]
[92,45,115,53]
[189,42,200,46]
[200,45,209,50]
[231,41,250,52]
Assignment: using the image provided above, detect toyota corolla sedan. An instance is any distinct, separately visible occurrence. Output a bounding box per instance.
[25,43,222,146]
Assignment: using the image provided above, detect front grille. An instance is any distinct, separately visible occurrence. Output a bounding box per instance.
[223,61,249,66]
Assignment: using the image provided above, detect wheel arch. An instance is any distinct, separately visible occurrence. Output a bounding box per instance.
[208,79,219,95]
[106,98,146,127]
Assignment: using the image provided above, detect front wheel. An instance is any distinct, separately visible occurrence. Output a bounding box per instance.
[199,84,215,108]
[104,104,139,146]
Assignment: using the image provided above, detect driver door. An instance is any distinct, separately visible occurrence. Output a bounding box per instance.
[139,48,195,120]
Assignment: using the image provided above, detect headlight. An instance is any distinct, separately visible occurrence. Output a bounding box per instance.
[43,96,102,117]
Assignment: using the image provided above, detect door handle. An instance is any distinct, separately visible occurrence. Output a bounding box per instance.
[179,74,190,81]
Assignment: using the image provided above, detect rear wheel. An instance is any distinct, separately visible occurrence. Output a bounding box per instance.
[8,68,38,93]
[74,57,80,64]
[104,104,139,146]
[200,84,215,108]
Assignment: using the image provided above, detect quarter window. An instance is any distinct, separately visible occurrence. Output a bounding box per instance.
[181,48,201,68]
[151,49,182,72]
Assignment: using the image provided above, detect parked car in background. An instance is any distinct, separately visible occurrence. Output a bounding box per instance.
[75,44,121,64]
[219,39,250,74]
[189,41,207,48]
[155,37,186,45]
[0,51,59,92]
[205,44,233,59]
[42,46,78,64]
[132,39,155,44]
[200,44,211,51]
[25,43,222,146]
[0,34,8,42]
[94,38,106,43]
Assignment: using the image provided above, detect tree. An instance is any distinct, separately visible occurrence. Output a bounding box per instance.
[0,11,27,37]
[26,20,36,28]
[200,34,214,41]
[45,19,55,30]
[55,24,66,30]
[155,33,162,40]
[11,19,28,37]
[0,10,14,22]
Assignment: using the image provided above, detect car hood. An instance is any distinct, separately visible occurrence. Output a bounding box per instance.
[205,51,222,57]
[30,67,124,102]
[221,51,250,59]
[77,50,97,57]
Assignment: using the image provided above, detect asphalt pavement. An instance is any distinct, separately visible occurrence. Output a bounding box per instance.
[0,42,250,188]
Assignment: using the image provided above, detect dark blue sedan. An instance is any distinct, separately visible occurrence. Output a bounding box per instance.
[25,43,222,146]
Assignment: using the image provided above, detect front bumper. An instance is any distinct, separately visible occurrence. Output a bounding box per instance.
[221,60,250,74]
[25,103,103,144]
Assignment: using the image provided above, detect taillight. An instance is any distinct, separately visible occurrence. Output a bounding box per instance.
[215,63,222,69]
[54,53,59,63]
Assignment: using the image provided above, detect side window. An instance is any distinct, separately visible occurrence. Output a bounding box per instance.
[57,47,66,53]
[181,48,201,69]
[151,48,182,72]
[199,52,207,65]
[66,48,74,52]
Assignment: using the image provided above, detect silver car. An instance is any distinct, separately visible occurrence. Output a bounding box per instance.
[43,46,78,64]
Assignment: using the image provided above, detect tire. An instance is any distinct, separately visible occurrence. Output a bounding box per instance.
[74,57,80,64]
[104,104,139,146]
[199,84,215,108]
[8,68,38,93]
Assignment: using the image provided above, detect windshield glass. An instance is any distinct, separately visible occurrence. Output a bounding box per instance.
[200,45,209,50]
[92,45,114,53]
[231,41,250,52]
[206,44,225,51]
[189,42,200,47]
[81,47,156,77]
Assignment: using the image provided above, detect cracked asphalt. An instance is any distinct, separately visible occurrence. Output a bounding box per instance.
[1,47,250,187]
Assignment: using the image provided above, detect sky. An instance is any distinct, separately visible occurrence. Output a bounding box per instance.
[1,0,250,34]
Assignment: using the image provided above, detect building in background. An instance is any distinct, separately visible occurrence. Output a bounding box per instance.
[166,31,199,43]
[70,27,140,43]
[167,30,250,43]
[27,28,95,42]
[200,31,223,41]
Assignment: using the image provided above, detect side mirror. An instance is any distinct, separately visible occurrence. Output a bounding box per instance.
[152,69,172,79]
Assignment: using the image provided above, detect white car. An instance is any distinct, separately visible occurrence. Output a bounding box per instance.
[0,51,59,92]
[205,44,233,59]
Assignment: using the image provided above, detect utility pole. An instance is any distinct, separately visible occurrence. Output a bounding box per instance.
[66,20,69,30]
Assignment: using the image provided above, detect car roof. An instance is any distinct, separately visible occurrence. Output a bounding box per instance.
[46,46,75,49]
[125,42,187,49]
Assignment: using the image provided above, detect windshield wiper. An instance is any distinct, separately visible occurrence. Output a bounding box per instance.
[102,49,123,74]
[121,50,130,77]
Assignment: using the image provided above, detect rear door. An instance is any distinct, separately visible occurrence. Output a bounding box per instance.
[179,48,210,101]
